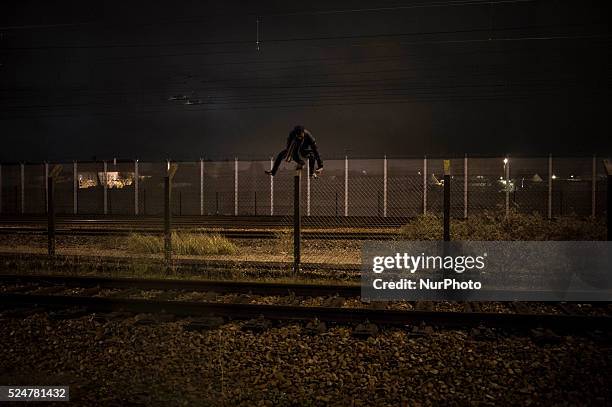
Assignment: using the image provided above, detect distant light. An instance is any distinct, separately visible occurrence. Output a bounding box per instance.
[499,176,503,180]
[167,161,170,171]
[503,158,509,165]
[552,174,557,180]
[570,174,574,178]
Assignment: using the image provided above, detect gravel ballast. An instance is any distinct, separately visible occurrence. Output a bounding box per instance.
[1,312,611,406]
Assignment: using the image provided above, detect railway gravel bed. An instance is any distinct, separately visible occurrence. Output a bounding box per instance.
[1,310,611,406]
[0,233,364,274]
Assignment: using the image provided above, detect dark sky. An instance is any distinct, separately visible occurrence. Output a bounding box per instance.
[1,0,610,162]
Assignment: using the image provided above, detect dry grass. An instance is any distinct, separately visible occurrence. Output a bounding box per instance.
[274,231,294,254]
[400,210,606,241]
[126,232,238,256]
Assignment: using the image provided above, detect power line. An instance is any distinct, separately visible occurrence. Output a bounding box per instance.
[1,78,603,113]
[1,68,598,102]
[4,21,605,51]
[27,36,602,68]
[0,0,533,31]
[1,58,603,103]
[257,0,533,17]
[0,89,602,120]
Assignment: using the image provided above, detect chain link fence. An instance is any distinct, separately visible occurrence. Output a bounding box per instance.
[0,155,608,273]
[1,155,606,218]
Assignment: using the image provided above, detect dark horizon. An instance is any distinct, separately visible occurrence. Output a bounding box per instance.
[1,0,610,162]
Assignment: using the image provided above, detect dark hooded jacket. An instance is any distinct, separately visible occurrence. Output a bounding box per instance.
[285,128,323,167]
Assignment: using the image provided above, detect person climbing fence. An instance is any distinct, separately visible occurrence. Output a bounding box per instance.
[265,125,323,178]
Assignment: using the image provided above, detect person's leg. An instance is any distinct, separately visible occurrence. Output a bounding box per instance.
[267,149,287,175]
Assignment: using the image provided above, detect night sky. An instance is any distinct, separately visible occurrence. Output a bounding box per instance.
[1,0,610,162]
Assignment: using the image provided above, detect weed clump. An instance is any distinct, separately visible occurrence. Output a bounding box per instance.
[127,232,238,255]
[400,210,605,241]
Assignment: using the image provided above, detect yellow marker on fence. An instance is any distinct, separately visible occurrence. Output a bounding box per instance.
[49,165,63,179]
[443,159,451,176]
[167,163,179,180]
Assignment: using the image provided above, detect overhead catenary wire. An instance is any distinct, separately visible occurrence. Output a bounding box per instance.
[2,32,607,96]
[1,3,608,121]
[4,22,606,51]
[0,0,534,31]
[1,57,605,109]
[0,83,604,120]
[1,71,601,108]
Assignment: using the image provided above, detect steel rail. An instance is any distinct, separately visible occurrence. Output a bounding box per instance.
[0,215,412,227]
[1,293,611,331]
[0,253,362,272]
[0,227,401,240]
[0,274,361,297]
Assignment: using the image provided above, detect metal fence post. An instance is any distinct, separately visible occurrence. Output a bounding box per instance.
[383,155,387,217]
[344,156,348,217]
[306,161,311,216]
[504,157,510,218]
[608,170,611,241]
[134,159,139,215]
[47,165,61,257]
[44,162,49,213]
[200,158,204,216]
[73,161,78,215]
[592,155,596,218]
[443,160,451,241]
[164,163,178,270]
[605,160,612,241]
[423,156,428,214]
[608,174,612,241]
[464,154,468,219]
[164,176,171,266]
[293,169,301,273]
[270,157,274,216]
[548,154,553,219]
[103,161,108,215]
[48,175,55,257]
[20,163,25,214]
[234,157,238,216]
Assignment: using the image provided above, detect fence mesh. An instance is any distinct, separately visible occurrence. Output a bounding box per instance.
[0,156,608,273]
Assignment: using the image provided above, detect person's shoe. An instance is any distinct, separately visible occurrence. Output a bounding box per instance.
[314,167,323,176]
[265,170,274,176]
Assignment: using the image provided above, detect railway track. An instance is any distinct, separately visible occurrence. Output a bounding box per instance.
[0,215,410,228]
[0,227,400,240]
[0,274,360,297]
[0,215,407,239]
[0,252,361,275]
[2,274,611,333]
